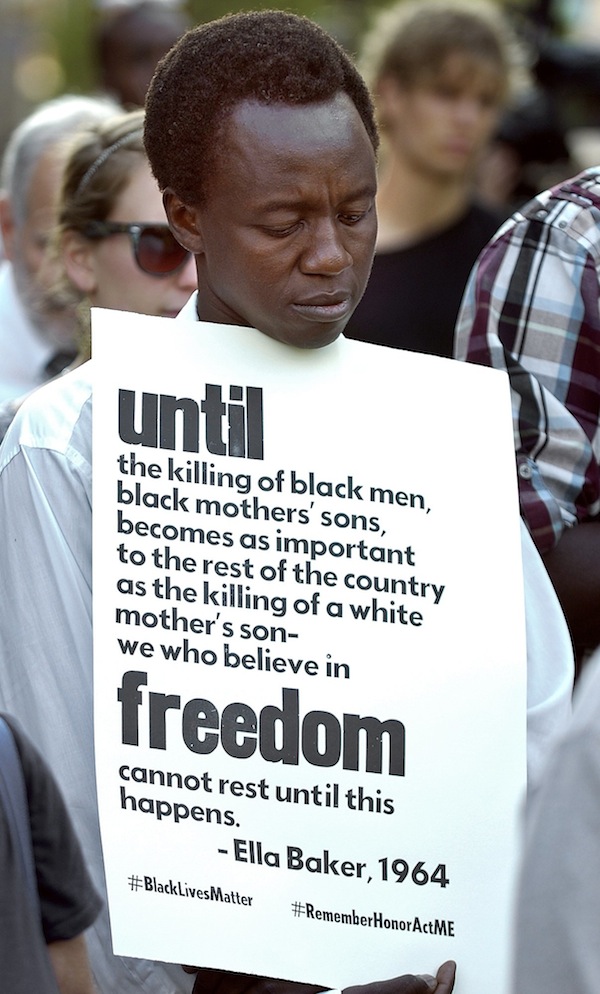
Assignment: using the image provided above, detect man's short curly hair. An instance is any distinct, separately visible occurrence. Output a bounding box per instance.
[144,9,378,207]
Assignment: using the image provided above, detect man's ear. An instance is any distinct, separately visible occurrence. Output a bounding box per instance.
[163,189,204,254]
[0,193,17,261]
[62,230,98,297]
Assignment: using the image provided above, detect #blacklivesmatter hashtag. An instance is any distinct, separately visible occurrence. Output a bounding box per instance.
[140,876,253,905]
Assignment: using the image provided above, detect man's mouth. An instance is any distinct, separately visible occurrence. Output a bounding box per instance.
[291,294,352,322]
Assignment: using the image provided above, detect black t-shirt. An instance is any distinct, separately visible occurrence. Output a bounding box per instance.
[0,714,102,993]
[345,202,505,358]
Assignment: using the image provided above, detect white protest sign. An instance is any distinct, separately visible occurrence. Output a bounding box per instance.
[93,307,526,993]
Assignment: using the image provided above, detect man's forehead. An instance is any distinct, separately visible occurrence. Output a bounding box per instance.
[188,94,376,212]
[228,93,361,137]
[420,50,505,92]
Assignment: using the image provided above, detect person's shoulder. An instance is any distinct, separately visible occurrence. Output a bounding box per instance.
[0,361,93,471]
[519,168,600,251]
[547,166,600,209]
[471,170,600,272]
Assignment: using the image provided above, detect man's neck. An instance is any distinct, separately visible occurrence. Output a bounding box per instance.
[375,154,471,252]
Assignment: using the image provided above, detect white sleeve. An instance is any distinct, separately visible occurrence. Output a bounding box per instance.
[0,440,192,994]
[520,521,573,789]
[0,442,93,751]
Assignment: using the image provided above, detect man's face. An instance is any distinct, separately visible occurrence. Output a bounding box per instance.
[169,94,377,349]
[102,9,187,108]
[8,148,59,285]
[3,146,74,343]
[379,52,504,180]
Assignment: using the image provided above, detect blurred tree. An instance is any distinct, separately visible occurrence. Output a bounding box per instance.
[44,0,96,94]
[185,0,380,55]
[6,0,560,141]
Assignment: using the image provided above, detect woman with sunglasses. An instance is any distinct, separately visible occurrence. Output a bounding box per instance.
[51,107,197,356]
[0,109,196,442]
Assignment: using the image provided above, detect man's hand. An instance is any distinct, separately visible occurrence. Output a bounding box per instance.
[344,961,455,994]
[189,962,456,994]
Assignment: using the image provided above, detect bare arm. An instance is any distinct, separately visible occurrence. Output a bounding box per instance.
[48,934,97,994]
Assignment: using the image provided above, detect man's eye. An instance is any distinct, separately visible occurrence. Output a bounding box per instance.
[264,223,301,238]
[340,206,372,225]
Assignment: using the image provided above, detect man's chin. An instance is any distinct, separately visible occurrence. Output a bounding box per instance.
[264,319,347,351]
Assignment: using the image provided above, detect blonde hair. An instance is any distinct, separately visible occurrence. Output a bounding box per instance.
[58,108,145,236]
[46,109,146,359]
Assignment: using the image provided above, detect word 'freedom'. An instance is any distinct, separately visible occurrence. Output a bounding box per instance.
[117,672,405,776]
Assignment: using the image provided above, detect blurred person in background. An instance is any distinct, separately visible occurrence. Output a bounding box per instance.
[0,107,196,989]
[0,108,197,438]
[344,0,525,358]
[48,107,197,353]
[0,94,117,404]
[95,0,190,108]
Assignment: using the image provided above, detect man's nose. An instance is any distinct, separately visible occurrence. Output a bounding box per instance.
[300,219,352,275]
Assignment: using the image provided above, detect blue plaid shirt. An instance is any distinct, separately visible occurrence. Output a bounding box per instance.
[455,168,600,553]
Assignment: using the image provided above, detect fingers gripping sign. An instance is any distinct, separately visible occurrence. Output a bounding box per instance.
[189,963,456,994]
[344,961,456,994]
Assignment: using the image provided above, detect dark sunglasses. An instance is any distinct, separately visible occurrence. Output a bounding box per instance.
[82,221,190,276]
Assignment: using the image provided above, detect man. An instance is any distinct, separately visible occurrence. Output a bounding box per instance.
[344,0,520,357]
[0,10,571,993]
[454,166,600,669]
[95,0,189,108]
[0,713,101,994]
[0,94,116,403]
